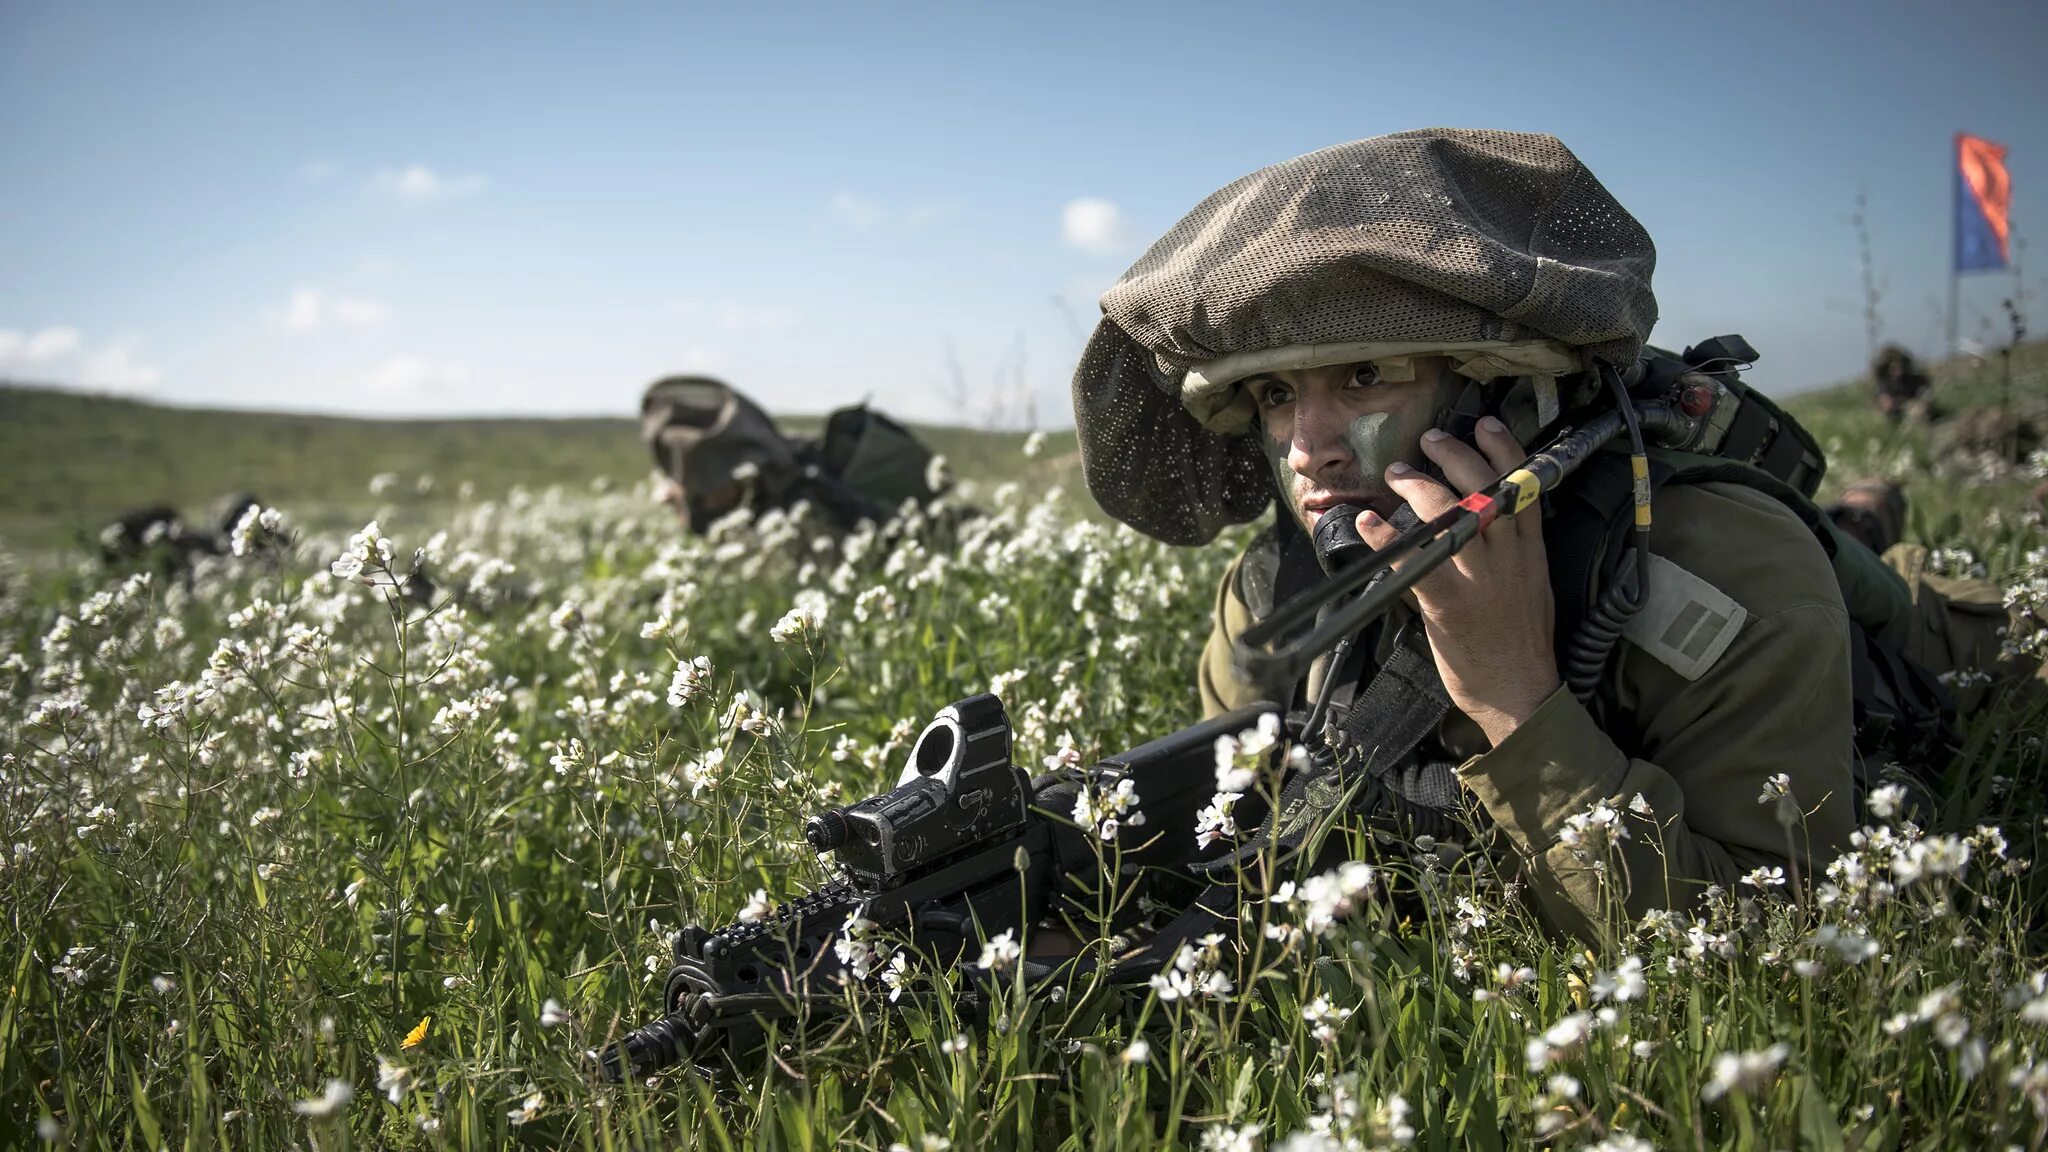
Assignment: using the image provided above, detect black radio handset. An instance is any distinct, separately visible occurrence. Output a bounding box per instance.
[1422,380,1491,487]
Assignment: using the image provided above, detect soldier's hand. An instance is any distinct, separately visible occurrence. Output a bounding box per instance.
[1354,416,1560,747]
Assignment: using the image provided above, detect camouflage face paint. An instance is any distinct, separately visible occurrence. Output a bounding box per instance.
[1258,370,1467,530]
[1336,404,1440,480]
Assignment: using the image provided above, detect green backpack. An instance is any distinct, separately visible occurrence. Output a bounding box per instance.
[641,377,946,531]
[1547,336,1958,783]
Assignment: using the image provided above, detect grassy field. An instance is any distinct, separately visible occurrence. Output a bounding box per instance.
[0,384,1089,554]
[2,348,2046,1150]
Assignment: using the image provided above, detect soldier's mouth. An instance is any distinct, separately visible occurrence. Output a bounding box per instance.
[1299,491,1394,528]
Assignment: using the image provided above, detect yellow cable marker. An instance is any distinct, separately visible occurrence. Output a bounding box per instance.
[1630,455,1653,528]
[1504,468,1543,513]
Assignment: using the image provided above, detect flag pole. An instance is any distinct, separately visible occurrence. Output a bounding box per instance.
[1948,132,1960,362]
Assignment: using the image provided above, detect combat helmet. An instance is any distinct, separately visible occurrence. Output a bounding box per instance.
[641,375,802,531]
[1070,128,1659,545]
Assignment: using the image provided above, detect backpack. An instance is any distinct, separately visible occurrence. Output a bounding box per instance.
[641,376,944,531]
[1546,337,1961,791]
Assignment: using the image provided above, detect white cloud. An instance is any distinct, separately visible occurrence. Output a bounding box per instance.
[0,325,83,362]
[276,288,392,331]
[1061,197,1128,253]
[0,326,160,394]
[371,165,488,203]
[826,191,885,231]
[77,342,163,393]
[364,354,469,397]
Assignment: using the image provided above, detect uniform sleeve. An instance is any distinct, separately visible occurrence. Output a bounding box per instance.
[1455,485,1859,944]
[1198,552,1255,719]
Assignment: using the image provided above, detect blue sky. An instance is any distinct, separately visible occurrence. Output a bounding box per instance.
[2,0,2043,423]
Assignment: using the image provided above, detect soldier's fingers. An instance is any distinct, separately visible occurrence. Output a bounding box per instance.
[1356,508,1398,551]
[1385,462,1458,521]
[1471,416,1546,541]
[1418,430,1500,496]
[1473,416,1531,475]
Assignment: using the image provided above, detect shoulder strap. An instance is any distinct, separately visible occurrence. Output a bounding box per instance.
[1549,445,1959,775]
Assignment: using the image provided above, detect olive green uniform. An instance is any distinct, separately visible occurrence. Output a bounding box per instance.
[1201,482,1857,943]
[1880,543,2048,715]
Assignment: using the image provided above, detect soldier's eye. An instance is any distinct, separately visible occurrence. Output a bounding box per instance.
[1253,381,1294,408]
[1349,364,1383,389]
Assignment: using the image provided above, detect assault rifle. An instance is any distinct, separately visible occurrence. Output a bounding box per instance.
[594,695,1278,1081]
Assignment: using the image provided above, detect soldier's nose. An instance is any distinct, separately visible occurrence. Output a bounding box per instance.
[1288,403,1354,480]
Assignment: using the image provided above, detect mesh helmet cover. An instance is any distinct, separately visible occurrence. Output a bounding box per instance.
[640,376,800,502]
[1071,129,1659,544]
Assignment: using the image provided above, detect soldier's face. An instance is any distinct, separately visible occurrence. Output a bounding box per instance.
[655,473,743,533]
[1247,357,1455,532]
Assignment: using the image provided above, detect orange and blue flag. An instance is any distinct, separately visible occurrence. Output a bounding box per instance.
[1955,132,2011,272]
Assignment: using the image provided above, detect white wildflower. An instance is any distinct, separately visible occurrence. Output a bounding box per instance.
[1867,783,1907,821]
[881,952,912,1002]
[375,1057,412,1104]
[1591,956,1646,1003]
[1557,800,1629,861]
[1199,1122,1260,1152]
[292,1078,354,1119]
[834,915,878,980]
[1072,776,1145,841]
[1302,995,1354,1044]
[1740,866,1786,889]
[667,655,714,706]
[680,747,726,797]
[977,929,1021,973]
[1524,1011,1594,1072]
[1701,1043,1790,1101]
[1272,860,1377,937]
[1194,791,1240,850]
[507,1090,543,1126]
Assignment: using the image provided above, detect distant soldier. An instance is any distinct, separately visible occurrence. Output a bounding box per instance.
[97,504,200,569]
[1933,403,2044,465]
[640,375,949,534]
[1871,344,1930,425]
[1828,478,2046,714]
[96,491,263,574]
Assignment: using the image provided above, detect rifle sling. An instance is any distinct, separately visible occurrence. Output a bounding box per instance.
[1188,618,1452,881]
[1108,628,1456,982]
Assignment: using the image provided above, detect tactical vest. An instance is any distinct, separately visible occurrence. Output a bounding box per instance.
[1252,344,1957,849]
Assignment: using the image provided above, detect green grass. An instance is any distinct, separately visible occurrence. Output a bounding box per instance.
[0,383,1088,553]
[1,348,2046,1149]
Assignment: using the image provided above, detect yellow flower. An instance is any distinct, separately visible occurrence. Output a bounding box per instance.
[401,1015,431,1050]
[1565,973,1589,1010]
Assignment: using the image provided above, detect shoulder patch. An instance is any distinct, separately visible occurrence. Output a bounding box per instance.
[1622,553,1750,681]
[1234,525,1284,619]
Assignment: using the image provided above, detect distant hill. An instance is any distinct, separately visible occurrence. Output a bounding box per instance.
[0,384,1083,552]
[5,339,2041,556]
